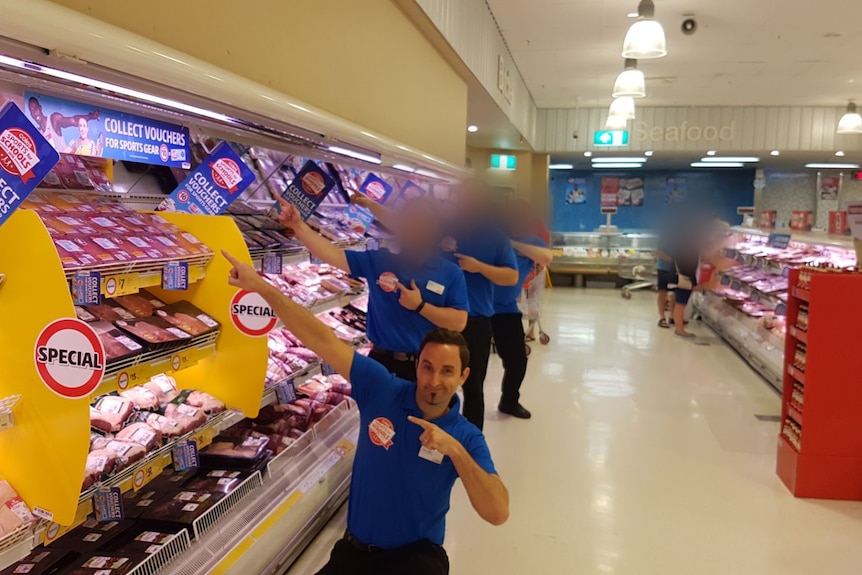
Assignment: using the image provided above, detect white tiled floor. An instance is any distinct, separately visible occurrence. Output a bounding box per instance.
[287,288,862,574]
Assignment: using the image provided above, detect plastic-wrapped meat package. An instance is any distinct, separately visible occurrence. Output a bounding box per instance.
[116,423,163,451]
[91,321,144,363]
[144,375,179,403]
[321,277,351,294]
[297,377,329,396]
[309,400,335,423]
[175,231,212,257]
[317,312,363,342]
[86,301,137,323]
[84,450,124,487]
[201,436,269,461]
[124,235,169,260]
[131,412,183,439]
[0,480,34,536]
[309,391,348,406]
[91,439,147,464]
[113,293,159,318]
[241,232,263,251]
[89,236,135,263]
[183,390,225,414]
[155,302,220,336]
[266,357,291,384]
[53,235,97,268]
[114,317,192,345]
[163,403,207,434]
[284,269,321,288]
[91,396,135,433]
[120,386,161,411]
[148,234,184,258]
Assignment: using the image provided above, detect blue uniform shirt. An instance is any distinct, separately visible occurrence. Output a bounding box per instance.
[346,249,469,354]
[347,353,497,548]
[493,235,546,315]
[442,224,517,318]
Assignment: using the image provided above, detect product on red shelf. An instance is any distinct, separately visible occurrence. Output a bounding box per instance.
[91,396,135,433]
[759,210,776,229]
[116,422,163,452]
[790,210,814,231]
[793,344,807,372]
[0,480,33,537]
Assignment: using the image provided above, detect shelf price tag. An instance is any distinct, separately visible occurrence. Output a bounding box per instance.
[73,271,101,305]
[263,253,283,275]
[162,261,189,290]
[172,440,199,472]
[275,380,297,404]
[94,486,124,521]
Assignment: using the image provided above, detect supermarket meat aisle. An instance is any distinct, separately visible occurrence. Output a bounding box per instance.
[289,289,862,575]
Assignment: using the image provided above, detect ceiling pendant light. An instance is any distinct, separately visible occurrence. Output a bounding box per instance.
[613,59,646,98]
[605,115,629,130]
[622,0,667,59]
[837,102,862,134]
[608,96,636,120]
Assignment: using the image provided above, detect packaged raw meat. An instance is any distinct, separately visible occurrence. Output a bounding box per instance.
[84,449,124,484]
[91,439,147,464]
[0,480,33,537]
[63,553,136,575]
[124,235,169,260]
[162,403,207,434]
[49,519,135,554]
[144,375,179,403]
[121,489,166,519]
[200,436,270,465]
[91,321,144,363]
[0,548,78,575]
[75,306,99,323]
[114,317,192,345]
[114,294,160,318]
[309,391,348,406]
[86,302,137,323]
[183,470,245,494]
[173,390,225,414]
[154,301,220,336]
[116,423,163,452]
[91,396,135,432]
[120,387,161,411]
[113,529,179,557]
[53,235,95,268]
[130,412,183,438]
[140,492,219,529]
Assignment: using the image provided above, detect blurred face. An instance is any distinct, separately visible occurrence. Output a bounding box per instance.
[415,343,469,410]
[399,198,439,253]
[28,99,44,123]
[450,179,490,220]
[505,198,533,238]
[78,117,89,138]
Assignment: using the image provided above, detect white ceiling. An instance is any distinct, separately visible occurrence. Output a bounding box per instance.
[487,0,862,109]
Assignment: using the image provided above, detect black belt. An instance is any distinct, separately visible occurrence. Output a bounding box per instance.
[371,347,417,362]
[345,530,383,553]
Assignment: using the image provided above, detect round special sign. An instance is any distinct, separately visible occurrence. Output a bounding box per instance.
[34,318,106,398]
[229,290,278,337]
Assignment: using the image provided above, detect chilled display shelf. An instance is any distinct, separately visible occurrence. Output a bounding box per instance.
[732,226,854,250]
[550,231,657,277]
[127,529,191,575]
[261,363,322,410]
[97,332,219,397]
[65,257,211,299]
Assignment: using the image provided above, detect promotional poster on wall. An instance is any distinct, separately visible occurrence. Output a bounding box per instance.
[565,178,586,204]
[666,177,687,203]
[820,176,840,200]
[600,177,619,207]
[618,177,644,206]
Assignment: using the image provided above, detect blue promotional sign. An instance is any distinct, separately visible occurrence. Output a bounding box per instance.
[275,380,297,404]
[767,233,791,249]
[94,487,124,521]
[263,252,283,275]
[162,261,189,290]
[24,92,190,168]
[73,271,101,305]
[276,160,336,221]
[359,173,393,203]
[172,440,199,472]
[339,204,375,234]
[393,181,427,209]
[161,141,256,215]
[0,102,60,228]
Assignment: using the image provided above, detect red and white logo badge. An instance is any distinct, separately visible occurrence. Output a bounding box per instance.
[368,417,395,450]
[159,144,169,162]
[177,190,190,203]
[365,181,387,201]
[377,272,399,293]
[210,157,243,193]
[34,318,105,398]
[440,236,457,253]
[301,171,327,197]
[0,127,40,183]
[229,290,278,337]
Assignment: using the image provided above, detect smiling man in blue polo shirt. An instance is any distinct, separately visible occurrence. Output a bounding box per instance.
[276,196,468,382]
[222,251,509,575]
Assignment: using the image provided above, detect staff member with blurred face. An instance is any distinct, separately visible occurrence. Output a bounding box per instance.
[276,196,469,381]
[222,251,508,575]
[440,180,518,430]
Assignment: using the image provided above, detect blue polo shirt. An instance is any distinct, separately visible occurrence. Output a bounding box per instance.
[345,249,469,354]
[442,224,517,318]
[493,235,546,315]
[347,353,497,548]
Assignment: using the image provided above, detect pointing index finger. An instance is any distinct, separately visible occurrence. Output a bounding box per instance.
[221,249,240,267]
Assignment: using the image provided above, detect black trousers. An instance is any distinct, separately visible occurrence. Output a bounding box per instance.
[491,312,528,406]
[368,348,417,382]
[461,316,493,430]
[315,537,449,575]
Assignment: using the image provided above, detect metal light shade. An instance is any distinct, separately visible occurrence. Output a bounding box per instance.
[837,102,862,134]
[609,97,636,120]
[613,69,646,98]
[622,19,667,59]
[605,114,629,130]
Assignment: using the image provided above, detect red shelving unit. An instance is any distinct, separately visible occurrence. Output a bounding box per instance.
[777,268,862,499]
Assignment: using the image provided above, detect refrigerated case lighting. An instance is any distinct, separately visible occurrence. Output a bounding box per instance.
[327,146,381,165]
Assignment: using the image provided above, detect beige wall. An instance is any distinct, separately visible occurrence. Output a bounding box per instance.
[51,0,468,165]
[466,147,550,221]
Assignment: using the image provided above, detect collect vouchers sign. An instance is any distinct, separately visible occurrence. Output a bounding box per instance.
[24,92,190,168]
[160,142,256,215]
[0,101,60,228]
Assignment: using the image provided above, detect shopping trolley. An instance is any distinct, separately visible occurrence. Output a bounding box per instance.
[618,255,657,299]
[518,267,551,355]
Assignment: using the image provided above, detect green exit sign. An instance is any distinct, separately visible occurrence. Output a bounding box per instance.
[490,154,517,170]
[593,130,630,146]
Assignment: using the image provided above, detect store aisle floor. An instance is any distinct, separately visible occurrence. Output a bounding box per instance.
[287,288,862,575]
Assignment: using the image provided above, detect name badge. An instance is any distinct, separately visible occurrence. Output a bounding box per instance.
[425,280,445,295]
[418,447,444,464]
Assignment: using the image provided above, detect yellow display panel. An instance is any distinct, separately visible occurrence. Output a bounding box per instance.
[0,210,88,525]
[148,213,267,417]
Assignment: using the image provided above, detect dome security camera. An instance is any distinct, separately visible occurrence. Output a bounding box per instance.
[681,17,698,35]
[572,130,579,140]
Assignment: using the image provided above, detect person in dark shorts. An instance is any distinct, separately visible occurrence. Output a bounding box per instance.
[656,246,675,329]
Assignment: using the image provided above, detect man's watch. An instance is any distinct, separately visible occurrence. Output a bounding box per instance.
[415,300,427,314]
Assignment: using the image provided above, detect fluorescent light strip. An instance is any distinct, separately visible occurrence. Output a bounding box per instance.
[415,168,442,179]
[549,164,574,169]
[327,146,382,165]
[591,157,648,163]
[393,164,415,172]
[805,163,860,169]
[690,162,744,168]
[698,156,760,163]
[592,163,644,169]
